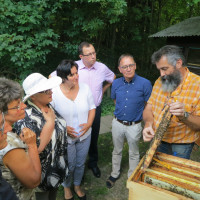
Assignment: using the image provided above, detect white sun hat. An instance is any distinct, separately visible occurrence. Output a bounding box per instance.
[23,73,62,102]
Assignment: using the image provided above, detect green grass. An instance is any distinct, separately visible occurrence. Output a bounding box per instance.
[56,133,150,200]
[56,132,200,200]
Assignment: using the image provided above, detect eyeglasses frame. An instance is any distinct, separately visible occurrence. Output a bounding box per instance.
[120,63,136,70]
[82,52,96,57]
[7,101,22,111]
[0,112,5,135]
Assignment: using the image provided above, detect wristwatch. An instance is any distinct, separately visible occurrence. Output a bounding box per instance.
[180,111,189,121]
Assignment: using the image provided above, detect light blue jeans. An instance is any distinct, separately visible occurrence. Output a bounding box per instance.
[62,135,91,187]
[157,141,194,159]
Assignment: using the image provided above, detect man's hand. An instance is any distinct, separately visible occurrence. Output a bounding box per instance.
[169,101,185,120]
[143,126,155,142]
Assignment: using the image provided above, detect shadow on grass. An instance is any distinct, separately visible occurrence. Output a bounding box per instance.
[56,133,150,200]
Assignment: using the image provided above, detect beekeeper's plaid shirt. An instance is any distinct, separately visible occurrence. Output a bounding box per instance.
[148,67,200,143]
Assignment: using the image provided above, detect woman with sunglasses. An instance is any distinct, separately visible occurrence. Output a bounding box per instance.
[14,73,68,200]
[51,60,96,200]
[0,77,41,200]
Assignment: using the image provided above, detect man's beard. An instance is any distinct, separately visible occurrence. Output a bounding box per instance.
[161,69,182,93]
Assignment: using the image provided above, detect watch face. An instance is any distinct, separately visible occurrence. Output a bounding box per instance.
[184,112,189,119]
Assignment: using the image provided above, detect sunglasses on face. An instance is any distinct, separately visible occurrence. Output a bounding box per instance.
[39,89,52,95]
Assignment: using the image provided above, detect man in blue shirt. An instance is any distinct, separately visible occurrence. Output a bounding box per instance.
[106,54,152,188]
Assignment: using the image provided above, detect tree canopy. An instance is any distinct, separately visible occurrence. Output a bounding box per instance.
[0,0,200,80]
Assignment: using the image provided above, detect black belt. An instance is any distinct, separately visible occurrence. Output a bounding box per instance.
[115,116,142,126]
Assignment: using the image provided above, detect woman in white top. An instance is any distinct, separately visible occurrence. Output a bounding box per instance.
[51,60,96,200]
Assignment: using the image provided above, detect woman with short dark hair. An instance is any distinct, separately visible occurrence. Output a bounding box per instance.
[51,59,96,200]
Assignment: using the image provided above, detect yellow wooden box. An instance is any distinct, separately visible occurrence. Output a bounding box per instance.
[127,152,200,200]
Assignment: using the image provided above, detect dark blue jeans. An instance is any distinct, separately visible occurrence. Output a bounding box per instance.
[157,141,194,159]
[0,170,18,200]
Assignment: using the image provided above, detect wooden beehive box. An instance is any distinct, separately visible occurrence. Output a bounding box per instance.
[127,152,200,200]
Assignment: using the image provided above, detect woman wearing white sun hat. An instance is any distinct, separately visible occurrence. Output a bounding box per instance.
[14,73,68,200]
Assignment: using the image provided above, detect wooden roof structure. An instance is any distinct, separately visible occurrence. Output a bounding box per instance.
[149,16,200,38]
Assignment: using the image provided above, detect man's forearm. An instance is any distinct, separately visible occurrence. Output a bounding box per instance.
[102,83,112,95]
[102,74,116,95]
[179,114,200,131]
[143,104,154,128]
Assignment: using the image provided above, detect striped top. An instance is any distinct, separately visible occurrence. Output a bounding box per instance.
[148,67,200,143]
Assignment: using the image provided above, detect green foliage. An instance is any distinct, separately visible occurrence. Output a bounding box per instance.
[59,0,127,55]
[1,0,200,81]
[101,96,115,116]
[0,0,65,79]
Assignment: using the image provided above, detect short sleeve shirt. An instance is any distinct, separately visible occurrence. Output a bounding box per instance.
[148,67,200,143]
[111,74,152,122]
[76,60,115,106]
[0,132,34,200]
[51,83,96,143]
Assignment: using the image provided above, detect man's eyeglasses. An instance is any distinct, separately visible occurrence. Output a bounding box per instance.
[0,112,5,135]
[7,101,22,111]
[39,89,52,95]
[120,64,135,70]
[82,52,96,57]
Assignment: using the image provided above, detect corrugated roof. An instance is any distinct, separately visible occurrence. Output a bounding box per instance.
[149,16,200,38]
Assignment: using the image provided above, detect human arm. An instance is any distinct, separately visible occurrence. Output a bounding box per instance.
[102,74,116,95]
[79,108,96,137]
[3,128,41,188]
[169,101,200,131]
[142,103,155,142]
[38,107,55,153]
[102,82,112,95]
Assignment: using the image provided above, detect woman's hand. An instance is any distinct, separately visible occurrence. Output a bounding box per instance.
[79,123,91,137]
[67,126,78,138]
[38,107,55,153]
[41,107,55,123]
[19,127,37,148]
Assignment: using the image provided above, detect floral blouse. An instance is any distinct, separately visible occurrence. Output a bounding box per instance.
[0,132,35,200]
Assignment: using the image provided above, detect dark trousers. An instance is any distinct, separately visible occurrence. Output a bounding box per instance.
[88,105,101,168]
[0,174,18,200]
[35,188,58,200]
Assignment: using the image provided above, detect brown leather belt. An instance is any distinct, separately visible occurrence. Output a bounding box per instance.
[115,116,142,126]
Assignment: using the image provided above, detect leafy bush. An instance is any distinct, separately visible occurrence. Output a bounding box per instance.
[101,96,115,116]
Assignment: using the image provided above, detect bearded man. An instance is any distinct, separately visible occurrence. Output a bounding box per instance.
[142,45,200,159]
